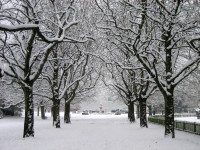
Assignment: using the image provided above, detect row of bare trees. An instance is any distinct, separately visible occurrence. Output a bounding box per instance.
[1,0,200,139]
[0,0,99,138]
[95,0,200,138]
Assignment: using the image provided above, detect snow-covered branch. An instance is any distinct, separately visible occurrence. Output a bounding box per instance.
[171,56,200,86]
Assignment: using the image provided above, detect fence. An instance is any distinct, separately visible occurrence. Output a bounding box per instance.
[148,116,200,135]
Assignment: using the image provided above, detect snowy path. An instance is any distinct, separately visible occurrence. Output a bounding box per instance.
[0,115,200,150]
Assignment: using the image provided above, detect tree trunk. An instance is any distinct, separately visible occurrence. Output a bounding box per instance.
[37,106,39,116]
[52,100,60,128]
[148,105,152,116]
[23,86,34,138]
[41,105,45,119]
[164,94,175,138]
[139,98,148,128]
[128,101,135,123]
[137,104,140,118]
[52,49,60,128]
[52,101,57,125]
[64,102,71,123]
[55,100,60,128]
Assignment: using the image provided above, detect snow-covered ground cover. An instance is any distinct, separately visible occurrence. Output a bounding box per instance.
[175,117,200,123]
[0,114,200,150]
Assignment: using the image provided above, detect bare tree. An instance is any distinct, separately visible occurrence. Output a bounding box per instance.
[62,43,101,124]
[95,0,200,138]
[103,55,156,127]
[0,0,89,137]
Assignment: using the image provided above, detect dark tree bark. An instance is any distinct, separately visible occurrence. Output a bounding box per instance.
[64,102,71,123]
[139,97,148,128]
[23,85,34,138]
[164,94,175,138]
[0,68,3,78]
[52,97,60,128]
[52,101,56,124]
[136,104,140,119]
[128,101,135,123]
[41,105,45,119]
[148,105,152,116]
[55,100,60,128]
[52,49,60,128]
[163,23,175,137]
[37,106,39,116]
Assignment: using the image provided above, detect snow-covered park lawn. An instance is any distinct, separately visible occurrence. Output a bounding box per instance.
[175,117,200,123]
[0,114,200,150]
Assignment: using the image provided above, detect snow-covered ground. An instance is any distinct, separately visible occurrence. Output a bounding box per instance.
[175,117,200,123]
[0,114,200,150]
